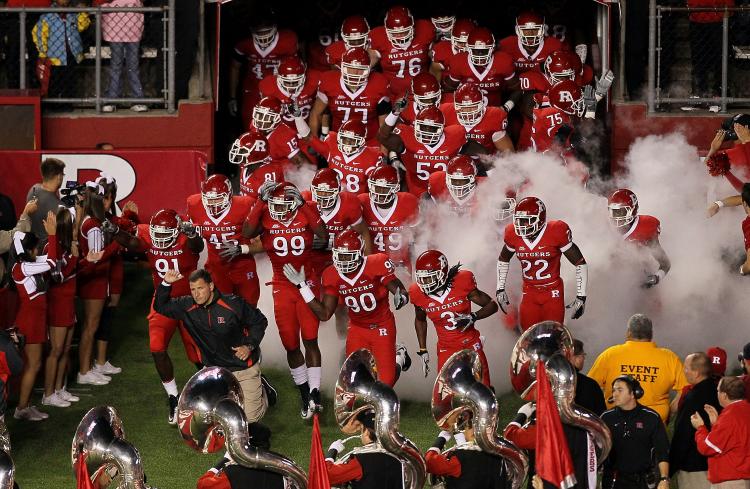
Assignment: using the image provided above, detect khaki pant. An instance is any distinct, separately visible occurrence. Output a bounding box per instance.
[711,481,750,489]
[232,363,267,423]
[677,471,710,489]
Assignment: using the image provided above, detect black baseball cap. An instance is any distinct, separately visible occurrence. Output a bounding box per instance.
[721,114,750,140]
[356,410,376,431]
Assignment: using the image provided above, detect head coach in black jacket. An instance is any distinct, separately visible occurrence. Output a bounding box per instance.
[669,352,721,489]
[155,268,270,422]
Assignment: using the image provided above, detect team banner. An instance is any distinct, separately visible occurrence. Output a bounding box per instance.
[0,150,207,219]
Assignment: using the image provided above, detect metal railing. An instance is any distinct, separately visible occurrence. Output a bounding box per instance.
[0,1,176,113]
[648,2,750,113]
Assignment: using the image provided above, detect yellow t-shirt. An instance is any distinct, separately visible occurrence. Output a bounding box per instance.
[587,341,688,422]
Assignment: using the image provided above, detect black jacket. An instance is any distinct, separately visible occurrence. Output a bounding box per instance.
[601,404,669,475]
[669,378,721,475]
[575,371,607,416]
[154,282,267,370]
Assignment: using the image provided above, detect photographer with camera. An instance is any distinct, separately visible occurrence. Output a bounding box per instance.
[25,158,65,240]
[705,115,750,192]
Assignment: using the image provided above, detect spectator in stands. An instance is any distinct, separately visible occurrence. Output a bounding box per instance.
[25,157,64,240]
[588,313,688,422]
[670,352,722,489]
[100,0,148,113]
[687,0,734,100]
[3,0,51,89]
[571,339,606,415]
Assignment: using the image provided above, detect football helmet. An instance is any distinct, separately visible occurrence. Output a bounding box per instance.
[548,80,585,117]
[513,197,546,237]
[445,155,477,200]
[368,165,400,205]
[268,182,300,223]
[544,51,576,84]
[201,175,232,217]
[337,119,367,157]
[251,15,278,50]
[412,72,442,111]
[277,57,306,96]
[149,208,180,249]
[516,12,546,48]
[414,106,445,146]
[332,229,365,274]
[415,249,449,294]
[453,82,485,126]
[451,18,475,53]
[341,47,371,89]
[252,96,283,132]
[385,6,415,49]
[311,168,340,211]
[607,188,639,228]
[341,15,370,49]
[431,15,456,40]
[229,129,271,167]
[495,196,517,222]
[467,27,495,67]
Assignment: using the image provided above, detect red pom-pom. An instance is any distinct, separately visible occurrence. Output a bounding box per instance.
[121,209,140,224]
[706,151,730,176]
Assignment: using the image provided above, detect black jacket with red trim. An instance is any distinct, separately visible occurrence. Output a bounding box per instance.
[155,282,266,370]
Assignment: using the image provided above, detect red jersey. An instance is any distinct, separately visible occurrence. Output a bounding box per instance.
[234,30,299,93]
[260,123,302,165]
[370,19,435,98]
[324,40,347,67]
[307,133,384,194]
[322,253,396,326]
[744,216,750,250]
[358,192,420,267]
[259,202,321,282]
[258,69,320,128]
[504,220,573,286]
[396,123,467,196]
[430,40,459,75]
[498,35,565,73]
[520,70,552,97]
[622,215,661,246]
[441,103,508,152]
[399,93,452,126]
[186,194,255,269]
[135,223,200,296]
[531,105,571,153]
[317,70,390,139]
[409,269,479,344]
[239,161,285,197]
[447,52,516,107]
[426,171,485,216]
[307,30,340,71]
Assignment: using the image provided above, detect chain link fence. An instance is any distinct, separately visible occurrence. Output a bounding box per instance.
[649,3,750,113]
[0,2,175,112]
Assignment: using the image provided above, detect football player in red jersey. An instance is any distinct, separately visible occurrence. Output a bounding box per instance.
[310,47,391,142]
[285,229,411,386]
[531,80,586,155]
[229,129,286,197]
[250,96,312,168]
[431,10,455,41]
[186,175,261,306]
[243,182,328,418]
[498,12,566,73]
[608,189,671,287]
[708,184,750,275]
[424,155,484,217]
[370,6,436,100]
[442,82,514,154]
[430,18,475,82]
[110,208,203,423]
[445,27,520,109]
[409,249,497,385]
[495,197,588,331]
[358,165,420,269]
[398,72,444,126]
[228,10,299,125]
[325,15,376,68]
[258,57,320,127]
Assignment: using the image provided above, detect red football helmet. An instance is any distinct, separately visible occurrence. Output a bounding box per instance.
[467,27,495,67]
[229,129,271,167]
[451,18,475,53]
[252,96,283,132]
[385,6,415,49]
[453,83,485,125]
[268,182,300,223]
[548,80,585,117]
[607,188,639,228]
[201,175,232,217]
[277,57,306,96]
[544,51,576,84]
[445,155,477,200]
[412,72,441,111]
[414,106,445,146]
[368,165,399,205]
[513,197,546,237]
[149,208,180,249]
[341,47,371,89]
[332,229,365,274]
[516,12,546,47]
[337,119,367,157]
[431,15,456,39]
[415,249,449,294]
[341,15,370,49]
[311,168,340,210]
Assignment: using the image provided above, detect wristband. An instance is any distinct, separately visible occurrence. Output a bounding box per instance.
[161,280,172,287]
[715,200,725,208]
[740,264,746,275]
[502,100,515,112]
[656,269,666,280]
[299,284,315,303]
[385,112,399,127]
[240,244,250,255]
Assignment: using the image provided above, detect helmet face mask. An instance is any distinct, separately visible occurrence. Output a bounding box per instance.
[201,177,231,218]
[495,197,517,222]
[268,197,296,224]
[252,105,281,132]
[341,16,370,50]
[312,183,339,210]
[228,140,250,165]
[415,119,444,145]
[337,130,365,157]
[513,213,541,237]
[446,174,475,200]
[515,15,545,48]
[415,250,449,294]
[368,179,398,205]
[253,25,278,49]
[431,16,456,37]
[415,268,445,294]
[278,72,305,96]
[469,45,493,66]
[455,99,484,125]
[414,90,441,111]
[150,224,179,249]
[386,26,414,49]
[332,230,364,274]
[341,62,370,89]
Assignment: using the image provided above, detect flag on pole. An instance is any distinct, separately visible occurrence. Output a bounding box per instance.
[308,413,332,489]
[75,452,96,489]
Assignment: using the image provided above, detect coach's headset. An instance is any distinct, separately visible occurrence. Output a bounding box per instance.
[607,375,644,404]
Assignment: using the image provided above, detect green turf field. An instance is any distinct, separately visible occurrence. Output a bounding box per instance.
[7,265,524,489]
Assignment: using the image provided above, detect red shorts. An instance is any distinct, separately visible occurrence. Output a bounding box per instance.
[206,260,260,306]
[108,254,124,296]
[147,300,201,365]
[0,288,18,330]
[47,280,76,328]
[519,279,565,331]
[436,332,491,387]
[271,281,320,352]
[77,264,110,301]
[15,295,47,344]
[346,316,397,386]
